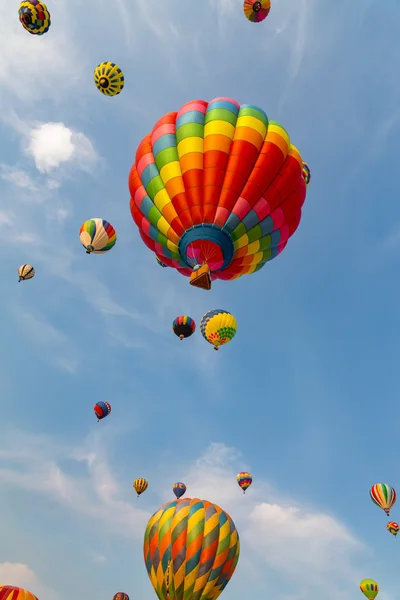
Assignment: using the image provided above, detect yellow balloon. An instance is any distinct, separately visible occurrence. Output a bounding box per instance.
[360,580,379,600]
[133,478,148,496]
[200,309,237,350]
[94,62,124,96]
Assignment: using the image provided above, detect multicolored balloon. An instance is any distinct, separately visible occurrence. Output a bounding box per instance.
[387,521,399,536]
[0,586,38,600]
[156,256,167,267]
[18,264,35,282]
[113,594,129,600]
[302,162,311,186]
[243,0,270,23]
[237,471,252,493]
[94,401,111,421]
[172,482,187,499]
[370,483,396,516]
[144,498,240,600]
[133,478,148,496]
[80,218,117,254]
[18,0,50,35]
[172,316,196,340]
[129,97,308,291]
[200,310,237,350]
[94,62,124,96]
[360,580,379,600]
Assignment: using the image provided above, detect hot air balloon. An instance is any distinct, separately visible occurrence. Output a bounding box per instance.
[94,62,124,96]
[128,97,308,291]
[18,264,35,282]
[144,497,240,600]
[243,0,270,23]
[387,521,399,537]
[94,401,111,421]
[80,218,117,254]
[200,309,236,350]
[133,478,148,496]
[0,586,39,600]
[302,162,311,186]
[172,316,196,340]
[156,256,167,267]
[360,580,379,600]
[370,483,396,516]
[18,0,50,35]
[113,594,129,600]
[237,471,252,493]
[172,481,186,499]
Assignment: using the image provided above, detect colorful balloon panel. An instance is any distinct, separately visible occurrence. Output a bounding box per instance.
[143,498,240,600]
[94,401,111,420]
[80,218,117,254]
[94,62,125,96]
[0,586,39,600]
[133,478,148,496]
[370,483,396,515]
[243,0,271,23]
[360,580,379,600]
[129,97,307,287]
[387,521,399,536]
[200,309,237,350]
[172,315,196,340]
[113,594,129,600]
[237,471,252,493]
[18,1,50,35]
[172,481,186,498]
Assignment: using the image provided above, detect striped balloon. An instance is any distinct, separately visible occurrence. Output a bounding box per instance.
[236,471,252,493]
[172,315,196,340]
[360,580,379,600]
[79,218,117,254]
[143,498,240,600]
[243,0,271,23]
[370,483,396,516]
[0,586,39,600]
[129,97,308,290]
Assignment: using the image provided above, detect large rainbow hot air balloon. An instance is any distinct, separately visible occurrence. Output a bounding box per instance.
[144,498,240,600]
[360,580,379,600]
[129,97,309,291]
[0,586,39,600]
[370,483,396,516]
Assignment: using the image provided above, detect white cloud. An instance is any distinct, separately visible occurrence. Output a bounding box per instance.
[25,123,99,174]
[0,165,38,191]
[0,562,58,600]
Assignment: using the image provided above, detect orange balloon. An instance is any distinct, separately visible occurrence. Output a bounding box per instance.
[0,586,39,600]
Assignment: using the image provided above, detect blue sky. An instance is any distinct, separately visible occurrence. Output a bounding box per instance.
[1,0,400,599]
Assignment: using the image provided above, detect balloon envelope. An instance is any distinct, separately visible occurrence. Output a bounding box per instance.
[360,580,379,600]
[0,586,39,600]
[243,0,271,23]
[237,471,252,492]
[18,0,50,35]
[370,483,396,515]
[172,316,196,340]
[133,478,148,496]
[200,309,237,349]
[172,481,187,498]
[80,218,117,254]
[144,498,240,600]
[129,97,308,290]
[387,521,399,536]
[94,62,124,96]
[113,594,129,600]
[94,401,111,420]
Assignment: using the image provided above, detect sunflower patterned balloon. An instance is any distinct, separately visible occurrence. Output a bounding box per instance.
[0,586,39,600]
[370,483,396,516]
[94,62,124,97]
[243,0,271,23]
[200,310,237,350]
[79,218,117,254]
[360,580,379,600]
[237,471,252,493]
[133,478,148,496]
[113,594,129,600]
[301,162,311,186]
[129,97,308,291]
[18,0,50,35]
[143,498,240,600]
[387,521,399,536]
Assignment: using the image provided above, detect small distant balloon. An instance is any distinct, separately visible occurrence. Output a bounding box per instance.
[387,521,399,537]
[302,162,311,186]
[94,62,124,96]
[0,586,39,600]
[237,472,252,493]
[172,316,196,340]
[18,264,35,282]
[370,483,396,516]
[133,478,148,496]
[113,594,129,600]
[94,401,111,421]
[360,580,379,600]
[173,482,187,499]
[80,218,117,254]
[243,0,271,23]
[18,0,50,35]
[200,310,237,350]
